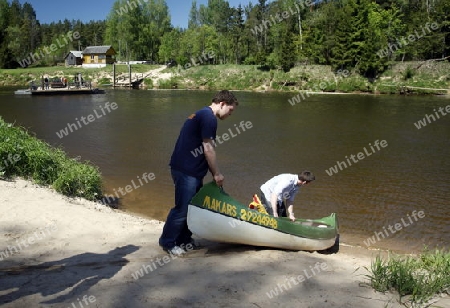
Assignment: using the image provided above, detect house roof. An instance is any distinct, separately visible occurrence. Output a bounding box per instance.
[82,45,115,55]
[64,51,83,59]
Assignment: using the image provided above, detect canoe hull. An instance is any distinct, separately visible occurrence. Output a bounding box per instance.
[188,205,337,251]
[187,182,339,251]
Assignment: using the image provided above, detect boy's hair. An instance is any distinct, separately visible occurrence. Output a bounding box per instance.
[299,171,315,183]
[212,90,239,106]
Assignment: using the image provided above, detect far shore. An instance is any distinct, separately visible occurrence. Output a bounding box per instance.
[1,61,449,95]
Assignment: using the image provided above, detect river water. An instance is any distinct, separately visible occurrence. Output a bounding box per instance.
[1,87,449,254]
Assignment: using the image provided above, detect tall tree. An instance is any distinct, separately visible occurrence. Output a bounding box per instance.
[433,0,450,58]
[105,0,171,62]
[241,2,260,64]
[255,0,269,59]
[0,0,11,67]
[188,0,200,29]
[21,3,40,52]
[230,4,245,64]
[198,0,232,33]
[141,0,171,62]
[266,0,297,71]
[105,0,138,60]
[159,27,183,63]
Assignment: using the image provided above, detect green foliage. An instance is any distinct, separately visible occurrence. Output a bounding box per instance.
[403,66,415,80]
[0,117,102,200]
[52,159,102,201]
[143,78,153,88]
[334,75,371,93]
[105,0,171,62]
[0,0,449,84]
[97,77,112,85]
[158,28,183,63]
[366,249,450,305]
[157,77,179,89]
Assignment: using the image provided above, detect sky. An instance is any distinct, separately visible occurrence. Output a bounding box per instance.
[25,0,255,29]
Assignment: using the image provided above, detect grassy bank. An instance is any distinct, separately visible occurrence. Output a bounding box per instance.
[1,61,449,95]
[0,117,102,200]
[162,61,450,94]
[366,248,450,306]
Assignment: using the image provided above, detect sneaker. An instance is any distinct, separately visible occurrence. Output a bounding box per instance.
[163,245,186,256]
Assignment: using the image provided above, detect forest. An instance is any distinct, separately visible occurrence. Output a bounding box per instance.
[0,0,449,78]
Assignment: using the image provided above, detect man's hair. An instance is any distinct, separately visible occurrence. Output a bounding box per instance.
[299,171,315,182]
[212,90,239,106]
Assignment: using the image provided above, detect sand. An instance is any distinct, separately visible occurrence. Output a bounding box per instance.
[1,178,448,308]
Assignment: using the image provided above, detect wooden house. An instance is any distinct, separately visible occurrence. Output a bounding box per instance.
[64,51,83,66]
[82,45,116,68]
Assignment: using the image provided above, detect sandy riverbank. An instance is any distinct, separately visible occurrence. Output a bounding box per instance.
[0,178,448,308]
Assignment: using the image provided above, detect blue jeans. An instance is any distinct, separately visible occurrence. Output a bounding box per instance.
[260,190,287,217]
[159,169,203,249]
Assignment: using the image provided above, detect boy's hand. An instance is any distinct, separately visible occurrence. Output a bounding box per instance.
[289,213,296,221]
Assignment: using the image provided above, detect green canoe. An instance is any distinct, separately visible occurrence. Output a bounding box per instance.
[187,182,339,251]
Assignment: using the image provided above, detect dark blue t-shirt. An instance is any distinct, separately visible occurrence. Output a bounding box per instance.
[170,107,217,177]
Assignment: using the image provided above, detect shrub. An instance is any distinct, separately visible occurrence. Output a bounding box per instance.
[366,249,450,306]
[0,117,102,200]
[158,77,178,89]
[403,66,416,80]
[143,78,153,88]
[97,77,112,85]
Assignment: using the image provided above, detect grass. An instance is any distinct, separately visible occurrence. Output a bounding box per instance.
[0,117,102,201]
[162,62,449,94]
[365,248,450,306]
[157,76,180,89]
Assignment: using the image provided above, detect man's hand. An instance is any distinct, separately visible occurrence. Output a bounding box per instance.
[214,173,224,187]
[289,213,296,221]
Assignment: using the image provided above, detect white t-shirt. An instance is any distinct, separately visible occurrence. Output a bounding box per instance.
[260,173,300,204]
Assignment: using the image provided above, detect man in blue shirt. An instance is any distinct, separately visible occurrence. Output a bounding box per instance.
[159,90,239,256]
[260,171,315,221]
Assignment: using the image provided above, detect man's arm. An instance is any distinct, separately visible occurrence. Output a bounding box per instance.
[203,139,224,186]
